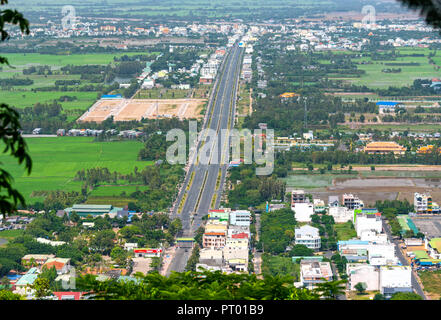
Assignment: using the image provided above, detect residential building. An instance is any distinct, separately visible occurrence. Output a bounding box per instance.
[133,248,162,258]
[291,190,307,206]
[14,268,39,295]
[328,195,339,208]
[329,206,353,223]
[208,209,230,222]
[292,202,314,223]
[313,199,326,213]
[354,211,382,236]
[379,266,412,296]
[343,194,364,210]
[299,261,333,289]
[295,225,321,250]
[36,238,66,247]
[223,238,249,266]
[346,263,380,291]
[414,192,439,214]
[368,244,397,266]
[199,247,224,266]
[359,230,388,244]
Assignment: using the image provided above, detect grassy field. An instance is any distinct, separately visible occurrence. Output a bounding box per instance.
[418,270,441,299]
[0,137,152,204]
[0,229,25,240]
[331,48,441,89]
[334,221,357,241]
[283,173,358,189]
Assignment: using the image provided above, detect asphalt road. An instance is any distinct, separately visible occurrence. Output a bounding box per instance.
[382,218,427,299]
[166,44,243,274]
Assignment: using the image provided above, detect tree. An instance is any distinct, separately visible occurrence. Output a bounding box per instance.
[373,293,385,300]
[0,0,32,215]
[313,279,347,300]
[110,246,128,266]
[354,282,366,295]
[390,292,423,300]
[0,289,23,300]
[289,244,314,257]
[30,277,52,299]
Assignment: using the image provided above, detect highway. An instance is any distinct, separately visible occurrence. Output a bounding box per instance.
[166,44,243,274]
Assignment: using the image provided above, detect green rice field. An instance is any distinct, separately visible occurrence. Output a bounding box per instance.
[0,137,152,204]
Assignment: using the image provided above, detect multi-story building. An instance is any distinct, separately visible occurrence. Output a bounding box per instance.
[329,206,353,223]
[229,210,251,227]
[299,261,333,289]
[291,190,307,206]
[354,211,382,236]
[343,194,364,210]
[414,192,439,214]
[295,225,321,250]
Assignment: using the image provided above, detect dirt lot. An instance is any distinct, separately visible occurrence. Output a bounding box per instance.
[411,216,441,239]
[352,165,441,172]
[131,257,152,275]
[79,98,205,123]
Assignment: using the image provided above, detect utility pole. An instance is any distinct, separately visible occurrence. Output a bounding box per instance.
[304,97,308,130]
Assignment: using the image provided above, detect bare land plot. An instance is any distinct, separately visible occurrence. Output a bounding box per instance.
[79,98,205,123]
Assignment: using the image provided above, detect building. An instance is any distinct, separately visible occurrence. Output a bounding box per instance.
[292,202,314,223]
[43,258,71,275]
[14,268,39,295]
[203,232,227,248]
[359,230,388,244]
[291,190,307,206]
[223,238,249,266]
[313,199,326,213]
[199,247,224,267]
[354,211,382,236]
[346,263,380,291]
[343,194,364,210]
[229,210,251,227]
[299,261,333,289]
[414,192,439,214]
[329,206,353,223]
[328,195,339,208]
[376,101,402,114]
[364,141,406,155]
[36,238,66,247]
[133,248,162,258]
[64,204,123,217]
[295,225,321,250]
[21,254,55,267]
[379,266,412,296]
[208,209,230,222]
[52,292,84,300]
[368,244,397,266]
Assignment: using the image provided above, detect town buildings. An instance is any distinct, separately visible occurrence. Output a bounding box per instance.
[294,225,321,250]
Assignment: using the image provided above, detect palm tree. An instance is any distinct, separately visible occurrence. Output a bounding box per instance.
[313,279,347,300]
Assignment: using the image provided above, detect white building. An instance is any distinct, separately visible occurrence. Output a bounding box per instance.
[36,238,66,247]
[359,230,389,244]
[292,202,314,223]
[295,225,321,250]
[355,214,382,236]
[329,206,353,223]
[229,210,251,227]
[300,261,333,289]
[223,238,249,265]
[343,194,364,210]
[368,243,397,266]
[379,266,412,296]
[346,263,380,291]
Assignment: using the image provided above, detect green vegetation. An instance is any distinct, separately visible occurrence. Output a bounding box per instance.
[261,254,300,281]
[334,221,357,241]
[0,137,150,205]
[259,208,296,255]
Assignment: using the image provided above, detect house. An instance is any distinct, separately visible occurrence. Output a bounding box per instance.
[414,192,439,214]
[329,206,353,223]
[203,232,227,248]
[208,209,230,222]
[313,199,326,213]
[368,244,397,266]
[295,225,321,250]
[379,266,412,296]
[299,261,333,289]
[292,202,314,222]
[359,230,388,244]
[328,195,339,208]
[223,238,249,266]
[346,263,380,291]
[124,243,138,251]
[43,258,71,275]
[428,238,441,259]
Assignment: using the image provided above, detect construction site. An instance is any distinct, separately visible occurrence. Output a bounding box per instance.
[78,98,206,123]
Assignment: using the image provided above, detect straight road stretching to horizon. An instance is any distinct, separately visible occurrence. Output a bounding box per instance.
[166,43,243,274]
